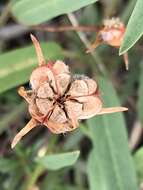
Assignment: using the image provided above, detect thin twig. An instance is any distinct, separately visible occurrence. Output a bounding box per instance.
[32,25,100,32]
[67,13,106,75]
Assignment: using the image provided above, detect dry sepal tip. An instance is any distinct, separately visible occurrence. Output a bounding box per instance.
[86,17,129,70]
[11,34,128,149]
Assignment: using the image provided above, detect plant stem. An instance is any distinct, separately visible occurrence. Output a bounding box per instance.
[67,13,107,76]
[26,164,44,190]
[33,24,100,32]
[25,135,57,190]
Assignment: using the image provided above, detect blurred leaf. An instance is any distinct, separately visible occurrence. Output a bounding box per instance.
[64,128,83,150]
[121,0,137,23]
[134,147,143,183]
[74,160,86,188]
[79,4,99,25]
[36,151,80,170]
[41,172,63,190]
[0,157,19,173]
[0,103,25,134]
[0,42,63,94]
[12,0,98,25]
[87,77,138,190]
[121,52,140,102]
[3,170,23,190]
[120,0,143,55]
[138,61,143,124]
[41,172,77,190]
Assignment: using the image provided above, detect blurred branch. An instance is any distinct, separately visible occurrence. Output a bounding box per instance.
[33,24,100,32]
[140,183,143,190]
[0,1,11,27]
[0,1,12,51]
[67,13,106,75]
[0,24,29,40]
[129,120,143,151]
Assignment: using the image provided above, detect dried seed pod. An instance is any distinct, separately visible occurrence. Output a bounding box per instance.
[11,34,128,148]
[86,17,129,70]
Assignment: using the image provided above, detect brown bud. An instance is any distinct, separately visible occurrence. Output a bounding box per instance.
[86,17,129,70]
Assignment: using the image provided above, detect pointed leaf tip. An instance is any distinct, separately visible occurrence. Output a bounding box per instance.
[120,0,143,55]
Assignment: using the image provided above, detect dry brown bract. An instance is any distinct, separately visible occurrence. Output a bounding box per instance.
[11,34,128,148]
[86,17,129,70]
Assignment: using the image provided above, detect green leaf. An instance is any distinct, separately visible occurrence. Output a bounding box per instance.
[11,0,98,25]
[0,157,20,173]
[87,77,138,190]
[138,61,143,123]
[120,0,143,55]
[0,42,63,94]
[36,151,80,170]
[134,147,143,183]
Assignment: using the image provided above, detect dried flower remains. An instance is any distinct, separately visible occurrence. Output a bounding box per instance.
[11,34,128,148]
[86,17,129,70]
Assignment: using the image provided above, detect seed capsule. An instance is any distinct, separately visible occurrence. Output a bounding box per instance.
[86,17,129,70]
[11,34,128,148]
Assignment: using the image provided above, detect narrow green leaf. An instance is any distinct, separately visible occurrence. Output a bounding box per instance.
[11,0,98,25]
[87,77,138,190]
[120,0,143,55]
[0,42,63,93]
[134,147,143,183]
[36,151,80,170]
[138,61,143,123]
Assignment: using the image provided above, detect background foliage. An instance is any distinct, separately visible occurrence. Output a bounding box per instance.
[0,0,143,190]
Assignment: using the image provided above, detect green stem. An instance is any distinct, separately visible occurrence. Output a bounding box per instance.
[25,135,58,189]
[26,165,44,190]
[15,146,31,176]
